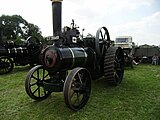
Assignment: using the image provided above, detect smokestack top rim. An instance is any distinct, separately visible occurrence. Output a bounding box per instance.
[50,0,63,2]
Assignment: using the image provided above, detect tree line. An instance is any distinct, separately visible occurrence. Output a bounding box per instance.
[0,14,44,44]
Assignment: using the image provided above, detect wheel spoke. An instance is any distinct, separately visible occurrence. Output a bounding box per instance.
[37,69,39,79]
[100,30,104,40]
[4,59,7,62]
[33,87,39,94]
[72,78,76,85]
[115,55,119,62]
[4,68,7,72]
[104,33,107,40]
[31,75,39,81]
[70,90,76,99]
[76,92,80,105]
[115,72,120,80]
[38,86,40,97]
[117,68,122,72]
[101,45,105,55]
[44,73,49,78]
[73,92,80,105]
[118,58,122,63]
[30,82,37,87]
[43,87,47,96]
[43,69,45,79]
[78,73,82,84]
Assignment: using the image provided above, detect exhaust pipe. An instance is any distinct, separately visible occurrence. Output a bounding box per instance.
[51,0,62,37]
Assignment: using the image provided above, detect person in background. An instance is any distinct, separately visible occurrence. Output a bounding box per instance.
[152,54,159,65]
[131,54,139,65]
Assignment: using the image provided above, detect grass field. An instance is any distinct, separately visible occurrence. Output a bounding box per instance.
[0,64,160,120]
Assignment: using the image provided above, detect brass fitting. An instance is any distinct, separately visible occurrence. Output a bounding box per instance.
[50,0,63,2]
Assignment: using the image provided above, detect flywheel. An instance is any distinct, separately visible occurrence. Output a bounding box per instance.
[103,46,124,85]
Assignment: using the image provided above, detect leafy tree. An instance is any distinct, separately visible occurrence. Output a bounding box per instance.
[0,14,43,44]
[25,23,43,40]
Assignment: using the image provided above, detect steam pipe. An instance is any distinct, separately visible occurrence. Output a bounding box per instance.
[51,0,62,37]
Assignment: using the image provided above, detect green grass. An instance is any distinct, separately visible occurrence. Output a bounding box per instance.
[0,64,160,120]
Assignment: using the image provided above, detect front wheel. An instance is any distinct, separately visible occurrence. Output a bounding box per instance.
[63,67,91,111]
[25,65,52,100]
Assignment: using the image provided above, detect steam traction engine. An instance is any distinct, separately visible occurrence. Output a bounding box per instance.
[25,0,124,111]
[0,25,42,74]
[0,36,41,74]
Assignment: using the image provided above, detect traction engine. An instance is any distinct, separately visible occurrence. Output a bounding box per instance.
[25,0,124,111]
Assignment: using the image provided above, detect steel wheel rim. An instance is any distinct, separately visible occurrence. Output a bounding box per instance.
[63,67,91,111]
[25,65,51,100]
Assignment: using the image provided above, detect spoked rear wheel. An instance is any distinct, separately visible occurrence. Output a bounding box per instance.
[25,65,52,100]
[63,67,91,111]
[0,56,14,74]
[104,47,124,85]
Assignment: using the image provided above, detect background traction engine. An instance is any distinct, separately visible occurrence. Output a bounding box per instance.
[0,36,41,74]
[25,0,124,111]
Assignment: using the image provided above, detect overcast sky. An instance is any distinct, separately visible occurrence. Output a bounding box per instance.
[0,0,160,46]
